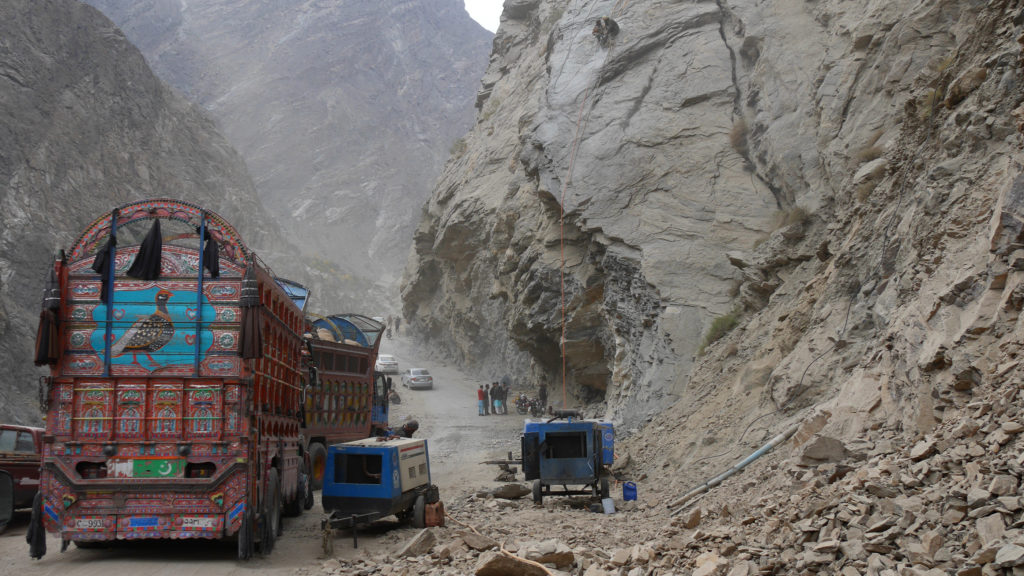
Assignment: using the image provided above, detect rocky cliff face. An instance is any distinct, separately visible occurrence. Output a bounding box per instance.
[402,0,1024,435]
[0,0,289,424]
[83,0,493,307]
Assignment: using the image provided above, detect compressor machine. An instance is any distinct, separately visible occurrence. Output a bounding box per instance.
[320,437,442,553]
[522,410,614,503]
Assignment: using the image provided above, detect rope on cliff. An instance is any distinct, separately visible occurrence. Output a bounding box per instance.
[557,1,624,408]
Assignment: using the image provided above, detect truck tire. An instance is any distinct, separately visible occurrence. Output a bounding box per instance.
[310,442,327,491]
[411,494,426,529]
[532,480,543,504]
[283,467,305,517]
[260,469,281,555]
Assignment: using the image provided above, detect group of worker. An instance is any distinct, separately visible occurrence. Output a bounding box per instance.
[478,382,510,415]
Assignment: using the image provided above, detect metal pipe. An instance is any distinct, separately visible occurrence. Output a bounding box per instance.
[195,213,206,376]
[102,209,119,377]
[668,423,799,510]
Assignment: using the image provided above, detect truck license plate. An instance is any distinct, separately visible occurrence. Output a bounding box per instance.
[76,518,104,530]
[181,516,217,529]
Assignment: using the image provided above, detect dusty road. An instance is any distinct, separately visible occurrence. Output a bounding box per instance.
[0,331,526,574]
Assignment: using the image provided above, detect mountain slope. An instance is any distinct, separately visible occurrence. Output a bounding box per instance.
[83,0,493,300]
[0,0,289,424]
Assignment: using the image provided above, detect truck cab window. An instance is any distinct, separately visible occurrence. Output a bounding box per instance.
[15,432,35,453]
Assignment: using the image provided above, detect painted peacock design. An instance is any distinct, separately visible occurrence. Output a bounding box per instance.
[110,289,175,367]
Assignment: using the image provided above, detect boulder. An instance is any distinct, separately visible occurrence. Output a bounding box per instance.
[398,528,437,557]
[492,484,532,500]
[799,435,850,465]
[527,540,574,568]
[461,530,499,551]
[475,551,548,576]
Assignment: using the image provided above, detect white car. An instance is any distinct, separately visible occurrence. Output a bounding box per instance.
[401,368,434,390]
[375,354,399,374]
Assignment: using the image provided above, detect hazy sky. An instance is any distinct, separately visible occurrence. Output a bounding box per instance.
[464,0,502,32]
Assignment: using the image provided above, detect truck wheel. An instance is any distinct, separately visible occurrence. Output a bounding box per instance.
[260,469,281,555]
[411,494,426,529]
[600,478,610,499]
[532,480,543,504]
[310,442,327,491]
[283,467,304,517]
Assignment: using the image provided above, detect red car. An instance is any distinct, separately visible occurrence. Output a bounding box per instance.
[0,424,43,528]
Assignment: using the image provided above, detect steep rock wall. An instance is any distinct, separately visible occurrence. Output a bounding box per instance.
[402,0,1024,429]
[0,0,289,424]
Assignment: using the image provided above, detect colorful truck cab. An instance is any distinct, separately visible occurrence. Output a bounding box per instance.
[31,199,306,559]
[303,313,389,489]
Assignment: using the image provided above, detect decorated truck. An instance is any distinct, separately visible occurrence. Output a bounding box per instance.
[30,199,308,559]
[303,313,390,489]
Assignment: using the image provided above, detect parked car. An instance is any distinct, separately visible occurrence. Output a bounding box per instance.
[375,354,400,374]
[0,424,43,527]
[401,368,434,390]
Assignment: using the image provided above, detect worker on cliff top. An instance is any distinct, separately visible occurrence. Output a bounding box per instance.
[592,16,619,47]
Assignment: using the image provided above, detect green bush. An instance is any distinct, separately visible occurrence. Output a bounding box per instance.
[698,308,741,355]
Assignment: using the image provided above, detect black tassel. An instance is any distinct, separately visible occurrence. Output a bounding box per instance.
[91,236,116,305]
[203,229,220,278]
[127,219,163,280]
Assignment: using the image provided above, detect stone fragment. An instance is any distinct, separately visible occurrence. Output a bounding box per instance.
[461,530,499,551]
[952,419,981,438]
[911,439,938,461]
[693,551,729,576]
[840,539,867,561]
[968,488,992,508]
[865,483,899,499]
[398,528,437,557]
[973,541,1003,563]
[610,548,631,566]
[492,484,531,500]
[475,551,548,576]
[921,530,944,557]
[995,544,1024,568]
[954,366,982,391]
[680,507,702,529]
[1002,421,1024,434]
[531,541,574,568]
[629,545,655,565]
[814,539,840,553]
[956,567,982,576]
[978,513,1007,547]
[583,566,610,576]
[990,475,1018,496]
[799,435,850,465]
[945,66,988,107]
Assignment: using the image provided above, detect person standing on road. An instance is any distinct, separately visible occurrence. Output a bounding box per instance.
[538,383,548,409]
[477,385,486,416]
[394,316,401,336]
[503,382,511,414]
[492,381,501,414]
[485,383,492,415]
